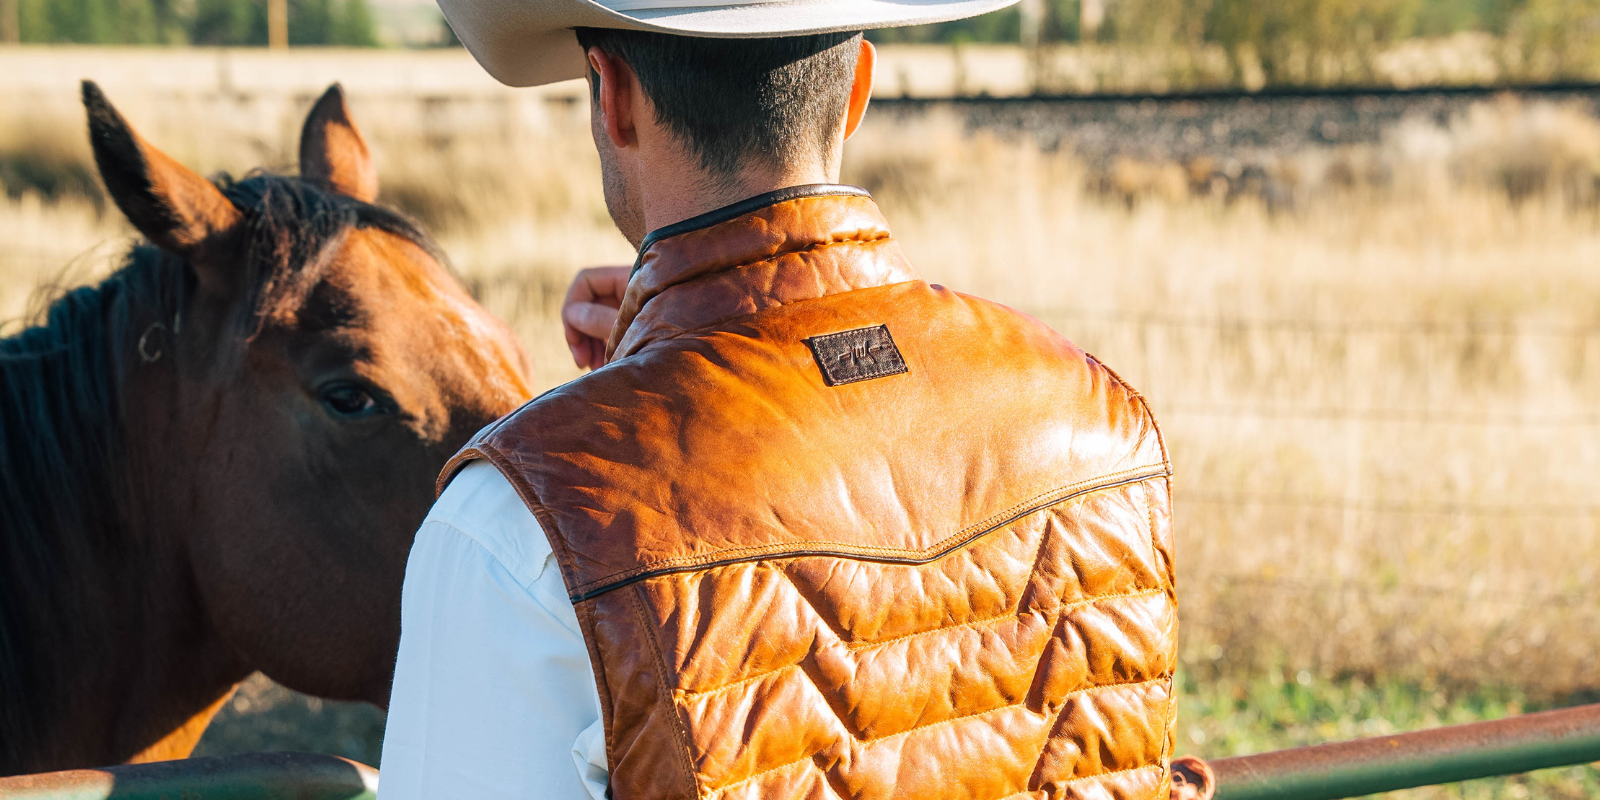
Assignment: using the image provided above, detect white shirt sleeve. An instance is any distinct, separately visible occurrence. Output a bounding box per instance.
[379,459,609,800]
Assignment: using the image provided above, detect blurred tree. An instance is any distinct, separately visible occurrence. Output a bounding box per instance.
[21,0,159,42]
[287,0,377,44]
[870,0,1595,54]
[189,0,260,44]
[1506,0,1600,78]
[290,0,332,43]
[868,6,1021,43]
[9,0,1600,73]
[437,10,459,46]
[20,0,377,43]
[333,0,376,46]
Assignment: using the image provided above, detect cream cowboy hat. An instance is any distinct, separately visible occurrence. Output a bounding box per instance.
[440,0,1021,87]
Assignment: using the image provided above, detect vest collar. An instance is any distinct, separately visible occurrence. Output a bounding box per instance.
[607,184,919,360]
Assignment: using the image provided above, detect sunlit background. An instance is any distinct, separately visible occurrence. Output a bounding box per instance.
[3,2,1599,797]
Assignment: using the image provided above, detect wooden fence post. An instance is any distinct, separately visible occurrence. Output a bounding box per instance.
[1019,0,1043,50]
[0,0,20,45]
[268,0,288,49]
[1081,0,1104,42]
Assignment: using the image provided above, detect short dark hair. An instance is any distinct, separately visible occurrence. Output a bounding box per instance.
[574,27,862,182]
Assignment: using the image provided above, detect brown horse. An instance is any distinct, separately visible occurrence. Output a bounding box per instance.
[0,82,532,774]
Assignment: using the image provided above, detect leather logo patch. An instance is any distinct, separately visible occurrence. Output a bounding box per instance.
[805,325,908,386]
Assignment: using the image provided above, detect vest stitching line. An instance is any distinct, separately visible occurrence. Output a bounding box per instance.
[952,466,1161,555]
[574,463,1154,591]
[842,608,1034,652]
[1059,586,1169,622]
[567,464,1171,601]
[812,576,1164,656]
[860,693,1037,744]
[627,583,703,798]
[832,517,1157,653]
[1053,674,1168,707]
[837,582,1168,653]
[708,746,822,794]
[1054,762,1164,789]
[675,661,801,699]
[870,675,1171,748]
[593,463,1163,584]
[858,674,1168,749]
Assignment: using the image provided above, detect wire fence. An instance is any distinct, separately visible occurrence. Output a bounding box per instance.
[1011,308,1600,619]
[1183,492,1600,519]
[1204,574,1599,610]
[1162,404,1600,427]
[1019,308,1600,339]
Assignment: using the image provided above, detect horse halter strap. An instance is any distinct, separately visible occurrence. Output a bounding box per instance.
[137,311,183,364]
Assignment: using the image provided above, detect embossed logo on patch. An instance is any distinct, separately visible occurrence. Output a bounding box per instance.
[805,325,908,386]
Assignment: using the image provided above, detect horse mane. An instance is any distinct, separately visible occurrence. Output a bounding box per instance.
[0,172,443,761]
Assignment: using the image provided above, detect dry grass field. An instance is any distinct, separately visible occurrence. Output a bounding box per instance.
[3,76,1598,795]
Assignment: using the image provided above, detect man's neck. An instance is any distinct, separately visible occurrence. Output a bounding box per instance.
[639,161,836,242]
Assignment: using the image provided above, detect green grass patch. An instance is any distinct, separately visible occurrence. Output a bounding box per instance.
[1178,669,1600,799]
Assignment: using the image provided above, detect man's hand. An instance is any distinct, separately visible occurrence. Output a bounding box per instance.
[563,266,630,370]
[1171,755,1216,800]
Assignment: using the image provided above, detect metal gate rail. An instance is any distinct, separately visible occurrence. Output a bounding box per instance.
[0,704,1595,799]
[1211,703,1600,800]
[0,752,376,800]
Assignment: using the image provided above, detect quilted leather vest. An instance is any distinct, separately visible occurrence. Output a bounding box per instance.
[440,185,1178,800]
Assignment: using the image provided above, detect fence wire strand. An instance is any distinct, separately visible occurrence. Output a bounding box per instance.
[1020,308,1600,339]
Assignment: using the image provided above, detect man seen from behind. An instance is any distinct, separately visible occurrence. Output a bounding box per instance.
[380,1,1212,797]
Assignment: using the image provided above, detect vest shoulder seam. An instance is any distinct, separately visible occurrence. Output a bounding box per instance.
[460,443,587,599]
[568,464,1172,603]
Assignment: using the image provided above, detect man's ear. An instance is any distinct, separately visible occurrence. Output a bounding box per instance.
[587,46,637,150]
[82,81,243,290]
[843,39,876,141]
[299,84,379,203]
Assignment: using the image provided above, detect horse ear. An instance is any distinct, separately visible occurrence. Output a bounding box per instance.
[299,84,378,203]
[82,81,243,276]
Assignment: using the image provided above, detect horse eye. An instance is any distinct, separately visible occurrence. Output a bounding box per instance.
[320,384,381,418]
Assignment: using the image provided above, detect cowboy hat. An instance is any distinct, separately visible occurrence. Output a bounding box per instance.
[440,0,1021,87]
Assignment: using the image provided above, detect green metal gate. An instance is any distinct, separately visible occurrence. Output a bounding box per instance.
[0,704,1595,800]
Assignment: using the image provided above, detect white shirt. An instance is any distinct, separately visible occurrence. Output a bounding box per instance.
[379,459,609,800]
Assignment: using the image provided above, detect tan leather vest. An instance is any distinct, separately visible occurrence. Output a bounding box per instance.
[441,186,1178,800]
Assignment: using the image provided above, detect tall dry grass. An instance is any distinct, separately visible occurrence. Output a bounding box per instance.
[845,106,1600,697]
[2,88,1597,754]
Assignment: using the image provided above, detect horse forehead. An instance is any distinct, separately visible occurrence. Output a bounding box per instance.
[299,228,529,391]
[305,229,477,332]
[332,227,450,302]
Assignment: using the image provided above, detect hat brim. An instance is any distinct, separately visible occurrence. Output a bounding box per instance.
[439,0,1021,87]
